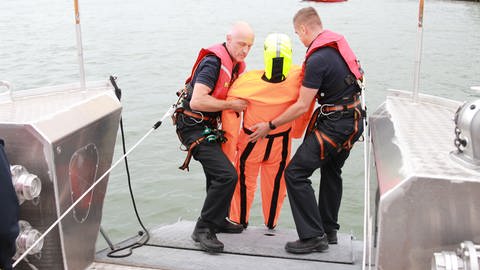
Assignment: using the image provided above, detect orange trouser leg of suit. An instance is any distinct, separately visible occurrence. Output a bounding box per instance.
[223,68,311,229]
[229,129,291,229]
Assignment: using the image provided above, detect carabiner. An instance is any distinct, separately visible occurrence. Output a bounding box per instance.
[319,104,336,116]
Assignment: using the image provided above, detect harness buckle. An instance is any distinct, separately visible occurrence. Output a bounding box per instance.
[190,111,205,124]
[320,104,344,121]
[319,104,337,116]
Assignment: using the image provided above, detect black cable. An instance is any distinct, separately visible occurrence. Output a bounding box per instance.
[106,76,150,258]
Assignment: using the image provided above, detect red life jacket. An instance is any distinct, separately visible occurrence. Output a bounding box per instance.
[303,30,363,80]
[185,44,246,100]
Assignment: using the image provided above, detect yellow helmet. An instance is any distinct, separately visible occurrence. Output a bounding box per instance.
[263,33,293,81]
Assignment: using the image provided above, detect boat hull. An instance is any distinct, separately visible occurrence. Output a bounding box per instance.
[0,81,122,270]
[369,90,480,270]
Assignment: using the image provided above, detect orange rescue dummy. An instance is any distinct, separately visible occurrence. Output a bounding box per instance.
[222,33,313,229]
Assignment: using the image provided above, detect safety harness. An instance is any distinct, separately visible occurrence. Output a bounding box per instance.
[174,42,244,171]
[173,103,226,171]
[173,107,215,125]
[305,94,364,159]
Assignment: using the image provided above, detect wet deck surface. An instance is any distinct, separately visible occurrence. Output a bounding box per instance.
[92,220,362,270]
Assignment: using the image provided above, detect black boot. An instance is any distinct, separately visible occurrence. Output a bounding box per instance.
[191,224,224,253]
[285,234,329,254]
[326,230,338,244]
[215,218,244,234]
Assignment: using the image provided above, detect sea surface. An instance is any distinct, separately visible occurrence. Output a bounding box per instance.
[1,0,480,249]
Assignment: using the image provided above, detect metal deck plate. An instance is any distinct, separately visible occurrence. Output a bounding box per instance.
[149,220,353,263]
[95,220,356,269]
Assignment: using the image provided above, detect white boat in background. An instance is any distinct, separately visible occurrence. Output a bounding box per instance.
[1,0,479,269]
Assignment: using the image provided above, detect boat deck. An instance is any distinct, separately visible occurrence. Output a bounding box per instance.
[90,220,363,270]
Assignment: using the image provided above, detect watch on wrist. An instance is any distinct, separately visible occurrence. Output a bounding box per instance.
[268,121,277,130]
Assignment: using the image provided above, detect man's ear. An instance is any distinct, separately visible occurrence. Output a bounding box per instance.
[300,24,307,35]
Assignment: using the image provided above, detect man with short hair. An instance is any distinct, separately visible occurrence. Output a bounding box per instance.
[174,21,254,253]
[249,7,365,254]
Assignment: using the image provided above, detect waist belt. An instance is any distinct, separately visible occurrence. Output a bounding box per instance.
[319,98,361,115]
[174,108,214,122]
[305,96,364,152]
[306,96,364,135]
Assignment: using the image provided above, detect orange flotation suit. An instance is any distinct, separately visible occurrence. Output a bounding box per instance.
[222,66,313,229]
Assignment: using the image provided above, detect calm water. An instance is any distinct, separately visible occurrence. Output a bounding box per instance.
[1,0,480,248]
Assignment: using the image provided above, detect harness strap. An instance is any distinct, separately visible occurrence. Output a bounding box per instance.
[314,130,339,160]
[305,96,361,137]
[342,107,362,150]
[320,97,361,114]
[306,107,321,137]
[174,108,214,123]
[307,95,364,156]
[313,108,363,158]
[178,136,206,171]
[319,130,338,148]
[314,130,326,160]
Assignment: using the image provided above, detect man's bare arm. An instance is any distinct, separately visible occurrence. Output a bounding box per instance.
[248,85,317,141]
[190,83,247,113]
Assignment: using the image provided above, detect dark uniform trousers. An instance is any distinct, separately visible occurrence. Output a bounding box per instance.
[285,115,362,240]
[0,141,19,270]
[176,121,238,229]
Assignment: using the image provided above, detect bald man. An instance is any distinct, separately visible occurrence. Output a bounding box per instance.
[173,21,254,253]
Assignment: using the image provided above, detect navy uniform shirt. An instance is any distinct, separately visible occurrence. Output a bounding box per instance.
[187,55,221,119]
[303,47,360,104]
[190,55,221,93]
